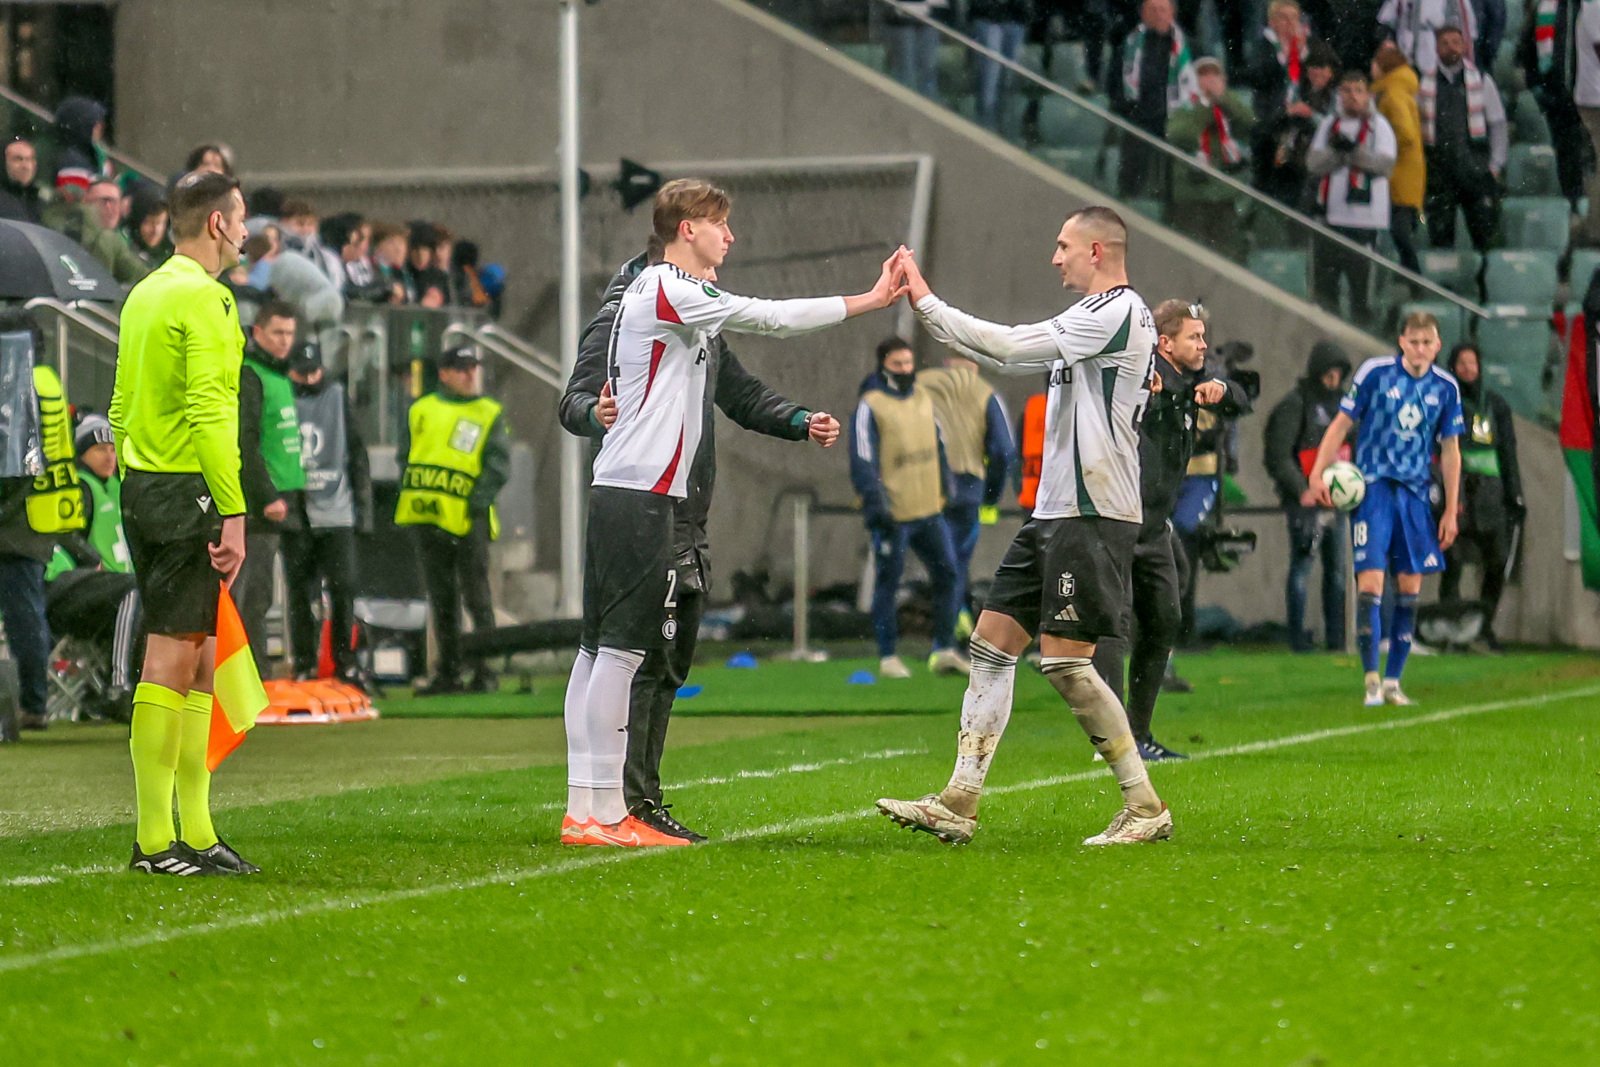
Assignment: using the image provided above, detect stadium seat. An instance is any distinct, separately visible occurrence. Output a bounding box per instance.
[1569,249,1600,295]
[838,43,887,73]
[1512,90,1550,144]
[1484,250,1559,307]
[1400,300,1466,351]
[938,43,972,97]
[1477,311,1554,417]
[1018,43,1046,74]
[1247,249,1310,299]
[1501,196,1570,250]
[1035,146,1098,182]
[1506,144,1559,197]
[1123,197,1165,222]
[1098,144,1121,184]
[1419,249,1482,298]
[1034,94,1106,147]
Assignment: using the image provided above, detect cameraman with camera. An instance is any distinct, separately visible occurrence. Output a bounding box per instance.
[1091,301,1250,762]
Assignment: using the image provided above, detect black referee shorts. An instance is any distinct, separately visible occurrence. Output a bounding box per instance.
[582,485,677,651]
[122,470,225,636]
[984,515,1139,643]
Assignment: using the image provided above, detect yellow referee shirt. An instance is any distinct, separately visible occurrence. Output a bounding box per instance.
[109,253,247,517]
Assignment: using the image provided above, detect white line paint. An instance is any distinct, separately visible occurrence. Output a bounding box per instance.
[2,684,1595,974]
[0,749,927,886]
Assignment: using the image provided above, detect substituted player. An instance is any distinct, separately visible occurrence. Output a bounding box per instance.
[109,170,258,875]
[876,207,1173,847]
[561,178,903,847]
[1305,311,1462,707]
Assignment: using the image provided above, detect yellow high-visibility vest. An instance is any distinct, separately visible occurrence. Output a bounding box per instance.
[26,365,86,534]
[394,393,502,537]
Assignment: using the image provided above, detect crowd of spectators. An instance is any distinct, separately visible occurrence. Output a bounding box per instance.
[0,99,506,331]
[871,1,1600,292]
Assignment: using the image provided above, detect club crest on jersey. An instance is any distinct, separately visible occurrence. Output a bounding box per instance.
[1058,572,1075,598]
[1397,402,1422,431]
[662,619,678,640]
[702,283,721,299]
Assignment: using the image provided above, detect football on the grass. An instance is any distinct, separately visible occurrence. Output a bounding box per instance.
[1322,460,1365,511]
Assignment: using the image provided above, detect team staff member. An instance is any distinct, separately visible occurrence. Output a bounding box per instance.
[851,337,964,680]
[110,169,257,876]
[395,344,508,695]
[560,252,840,843]
[918,349,1017,634]
[45,414,141,721]
[235,301,304,671]
[1091,301,1251,763]
[1439,342,1522,651]
[283,341,372,687]
[0,324,87,735]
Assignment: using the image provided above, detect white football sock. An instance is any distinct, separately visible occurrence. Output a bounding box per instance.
[563,647,597,821]
[1040,655,1162,817]
[583,646,645,826]
[938,634,1018,818]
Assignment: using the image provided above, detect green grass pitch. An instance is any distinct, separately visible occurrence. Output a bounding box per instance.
[2,648,1598,1064]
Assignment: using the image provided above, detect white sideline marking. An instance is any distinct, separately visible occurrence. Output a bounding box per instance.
[1,684,1595,974]
[0,749,926,887]
[1,865,118,889]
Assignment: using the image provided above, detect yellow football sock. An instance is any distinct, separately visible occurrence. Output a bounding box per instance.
[129,682,184,853]
[175,689,218,850]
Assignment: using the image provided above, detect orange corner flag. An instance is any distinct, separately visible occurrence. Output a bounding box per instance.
[206,582,271,771]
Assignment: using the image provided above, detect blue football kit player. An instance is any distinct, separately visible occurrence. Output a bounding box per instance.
[1304,313,1463,707]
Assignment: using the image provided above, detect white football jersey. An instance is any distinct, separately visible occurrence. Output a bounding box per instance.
[1033,286,1155,523]
[591,263,846,498]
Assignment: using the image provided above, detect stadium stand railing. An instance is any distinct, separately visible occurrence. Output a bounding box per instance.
[756,0,1581,427]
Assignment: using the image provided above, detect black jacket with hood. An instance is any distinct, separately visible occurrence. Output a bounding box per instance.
[558,254,814,574]
[1447,345,1523,531]
[1264,340,1352,506]
[51,97,108,189]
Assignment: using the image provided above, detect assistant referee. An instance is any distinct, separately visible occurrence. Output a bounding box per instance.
[109,170,258,876]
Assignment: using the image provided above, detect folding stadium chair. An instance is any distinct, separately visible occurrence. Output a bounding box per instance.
[1500,196,1570,250]
[1419,249,1482,299]
[1477,311,1556,419]
[838,43,888,73]
[1484,250,1559,307]
[1247,249,1310,300]
[1505,144,1559,198]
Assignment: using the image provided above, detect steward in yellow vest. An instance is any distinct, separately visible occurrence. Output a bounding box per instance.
[396,344,509,695]
[848,338,964,679]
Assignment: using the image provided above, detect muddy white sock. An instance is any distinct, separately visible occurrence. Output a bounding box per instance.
[938,635,1017,818]
[1040,655,1162,817]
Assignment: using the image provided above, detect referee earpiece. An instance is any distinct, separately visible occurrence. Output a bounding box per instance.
[212,210,245,255]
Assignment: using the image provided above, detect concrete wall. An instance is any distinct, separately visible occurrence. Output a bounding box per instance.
[112,0,1599,644]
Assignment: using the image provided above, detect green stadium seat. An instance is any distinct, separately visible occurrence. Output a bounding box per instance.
[1419,250,1482,298]
[1477,311,1554,417]
[1400,300,1466,350]
[1035,146,1099,182]
[938,43,973,97]
[1247,249,1310,299]
[1035,94,1106,147]
[838,43,887,73]
[1506,144,1559,197]
[1019,43,1046,73]
[1569,249,1600,294]
[1501,196,1570,249]
[1099,144,1121,184]
[1123,197,1165,223]
[1484,250,1559,306]
[1512,91,1551,144]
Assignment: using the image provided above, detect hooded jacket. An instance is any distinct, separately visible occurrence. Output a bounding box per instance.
[558,254,813,575]
[0,164,44,225]
[1447,346,1522,529]
[1373,62,1425,209]
[1264,341,1353,505]
[52,96,109,196]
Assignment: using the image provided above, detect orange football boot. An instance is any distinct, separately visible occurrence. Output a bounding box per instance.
[586,815,692,847]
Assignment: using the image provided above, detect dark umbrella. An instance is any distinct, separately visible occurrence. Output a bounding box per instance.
[0,218,120,302]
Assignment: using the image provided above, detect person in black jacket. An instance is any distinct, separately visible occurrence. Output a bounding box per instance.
[281,341,375,686]
[1091,300,1251,761]
[1439,342,1523,650]
[1264,339,1351,651]
[0,137,46,224]
[559,253,840,842]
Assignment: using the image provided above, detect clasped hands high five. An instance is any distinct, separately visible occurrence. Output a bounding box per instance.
[864,245,933,309]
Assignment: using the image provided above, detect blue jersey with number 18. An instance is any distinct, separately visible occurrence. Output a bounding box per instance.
[1340,355,1464,494]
